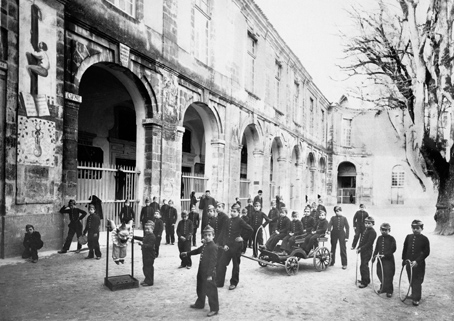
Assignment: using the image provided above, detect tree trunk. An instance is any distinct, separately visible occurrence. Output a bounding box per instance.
[434,165,454,235]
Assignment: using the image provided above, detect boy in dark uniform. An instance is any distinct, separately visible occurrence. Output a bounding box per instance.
[58,199,87,254]
[22,224,44,263]
[134,220,156,286]
[351,204,369,250]
[372,222,396,297]
[207,204,229,245]
[182,225,219,317]
[301,205,315,238]
[326,206,350,269]
[245,198,255,247]
[265,208,291,251]
[250,202,271,257]
[240,208,250,253]
[177,211,194,269]
[188,205,200,247]
[216,203,253,290]
[303,210,328,255]
[402,220,430,306]
[357,216,377,288]
[153,211,164,257]
[82,204,102,260]
[281,211,304,254]
[267,200,279,236]
[140,199,154,229]
[119,199,135,225]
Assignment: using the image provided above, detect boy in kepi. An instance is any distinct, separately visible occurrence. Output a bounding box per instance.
[402,219,430,306]
[372,223,396,297]
[181,225,219,317]
[357,216,377,288]
[134,220,156,286]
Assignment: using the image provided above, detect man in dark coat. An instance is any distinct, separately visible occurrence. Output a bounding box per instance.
[198,190,216,232]
[165,200,178,245]
[58,199,87,254]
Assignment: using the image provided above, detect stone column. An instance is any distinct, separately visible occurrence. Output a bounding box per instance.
[209,139,225,200]
[62,100,80,201]
[277,156,287,202]
[142,119,163,203]
[252,149,264,201]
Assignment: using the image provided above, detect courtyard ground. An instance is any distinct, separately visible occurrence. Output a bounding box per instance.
[0,204,453,321]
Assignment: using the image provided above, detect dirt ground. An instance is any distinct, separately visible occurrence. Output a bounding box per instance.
[0,204,453,321]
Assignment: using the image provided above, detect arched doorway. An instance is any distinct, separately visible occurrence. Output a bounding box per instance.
[76,63,147,225]
[270,137,283,204]
[337,161,356,204]
[180,102,215,211]
[239,124,260,204]
[307,152,316,200]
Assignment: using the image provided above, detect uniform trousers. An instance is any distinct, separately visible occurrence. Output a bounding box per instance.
[142,256,155,285]
[62,223,83,251]
[407,262,426,301]
[216,242,242,287]
[194,273,219,311]
[330,230,347,266]
[252,228,263,257]
[178,239,192,267]
[165,224,175,244]
[376,257,395,294]
[359,249,372,285]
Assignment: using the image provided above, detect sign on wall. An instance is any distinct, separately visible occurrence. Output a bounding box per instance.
[18,0,57,117]
[17,116,56,167]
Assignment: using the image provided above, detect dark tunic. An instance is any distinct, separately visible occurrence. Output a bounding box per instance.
[303,218,328,252]
[189,210,200,229]
[266,216,291,250]
[83,213,101,258]
[373,234,396,294]
[198,195,216,230]
[207,212,229,245]
[281,219,304,252]
[267,207,279,234]
[119,206,135,224]
[177,219,194,267]
[140,206,154,226]
[253,195,263,207]
[301,215,315,235]
[22,231,43,260]
[402,233,430,301]
[150,201,160,214]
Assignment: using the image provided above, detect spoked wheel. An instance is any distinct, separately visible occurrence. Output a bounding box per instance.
[371,255,384,295]
[355,253,360,286]
[313,247,331,272]
[399,260,413,302]
[258,254,268,267]
[285,256,299,276]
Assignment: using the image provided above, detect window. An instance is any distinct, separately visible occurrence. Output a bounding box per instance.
[246,33,257,92]
[342,118,352,146]
[321,109,325,142]
[391,166,405,187]
[194,3,210,64]
[106,0,136,17]
[293,81,300,120]
[275,61,282,107]
[309,97,314,136]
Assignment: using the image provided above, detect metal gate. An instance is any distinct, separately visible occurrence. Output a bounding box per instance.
[77,162,141,231]
[181,173,208,212]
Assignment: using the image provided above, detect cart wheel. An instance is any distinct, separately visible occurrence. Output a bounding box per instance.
[285,256,299,276]
[399,260,413,302]
[258,254,268,267]
[371,255,384,295]
[313,247,330,272]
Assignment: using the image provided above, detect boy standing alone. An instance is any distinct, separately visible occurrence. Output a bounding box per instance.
[326,206,349,269]
[182,225,219,317]
[357,216,377,288]
[402,220,430,306]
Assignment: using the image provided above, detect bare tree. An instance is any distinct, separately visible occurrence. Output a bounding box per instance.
[341,0,454,235]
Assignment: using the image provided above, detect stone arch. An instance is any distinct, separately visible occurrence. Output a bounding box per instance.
[180,101,223,139]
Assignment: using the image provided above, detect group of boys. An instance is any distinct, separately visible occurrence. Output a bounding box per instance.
[350,204,430,307]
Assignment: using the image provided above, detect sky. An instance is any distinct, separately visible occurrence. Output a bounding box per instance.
[253,0,379,103]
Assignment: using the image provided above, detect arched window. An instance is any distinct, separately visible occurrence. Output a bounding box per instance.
[391,165,405,187]
[391,165,405,204]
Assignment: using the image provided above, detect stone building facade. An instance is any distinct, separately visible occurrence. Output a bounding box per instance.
[0,0,332,257]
